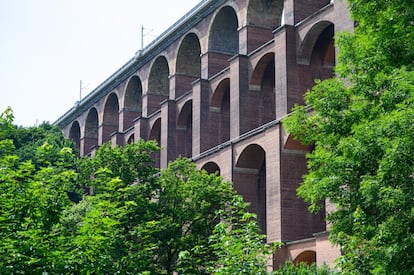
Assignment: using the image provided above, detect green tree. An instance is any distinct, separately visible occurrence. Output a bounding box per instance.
[3,119,75,165]
[0,108,272,274]
[57,140,272,274]
[284,0,414,274]
[0,108,78,274]
[54,141,159,274]
[274,262,336,275]
[205,197,276,275]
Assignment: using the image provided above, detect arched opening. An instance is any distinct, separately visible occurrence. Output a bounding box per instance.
[293,250,317,266]
[245,52,275,132]
[209,6,239,54]
[207,6,239,76]
[297,21,335,106]
[123,75,142,130]
[102,93,120,144]
[69,121,81,155]
[247,0,284,28]
[210,78,230,147]
[284,133,313,151]
[148,56,169,96]
[149,118,161,168]
[176,100,193,158]
[147,56,170,115]
[84,108,99,154]
[234,144,266,234]
[201,162,220,175]
[175,33,201,97]
[309,24,335,68]
[127,134,134,144]
[246,0,284,52]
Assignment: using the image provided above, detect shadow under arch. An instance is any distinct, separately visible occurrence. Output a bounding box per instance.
[247,0,284,28]
[175,33,201,97]
[123,75,142,130]
[298,21,335,66]
[102,93,120,144]
[69,120,81,155]
[296,21,335,108]
[234,143,267,234]
[206,5,239,76]
[177,100,193,158]
[149,118,161,168]
[293,250,317,266]
[244,52,275,132]
[147,56,170,115]
[84,107,99,155]
[201,161,220,175]
[210,78,230,147]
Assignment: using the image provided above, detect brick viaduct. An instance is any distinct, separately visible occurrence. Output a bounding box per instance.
[55,0,354,268]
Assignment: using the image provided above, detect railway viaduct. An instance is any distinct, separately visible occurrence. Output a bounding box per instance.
[55,0,354,268]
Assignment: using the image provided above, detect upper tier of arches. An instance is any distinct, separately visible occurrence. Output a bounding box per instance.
[63,0,339,158]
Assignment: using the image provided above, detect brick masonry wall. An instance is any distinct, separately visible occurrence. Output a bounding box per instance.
[281,151,326,241]
[294,0,331,24]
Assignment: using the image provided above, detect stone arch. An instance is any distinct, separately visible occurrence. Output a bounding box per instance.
[244,52,275,132]
[102,93,120,144]
[123,75,142,130]
[310,23,335,68]
[148,56,170,96]
[147,56,170,115]
[250,52,275,88]
[84,107,99,154]
[298,21,335,66]
[209,6,239,55]
[247,0,284,29]
[69,120,81,154]
[241,0,285,53]
[126,134,134,144]
[297,21,335,106]
[149,118,161,144]
[284,133,312,151]
[293,250,317,266]
[176,33,201,76]
[176,100,193,158]
[149,118,161,168]
[201,161,220,175]
[210,78,230,146]
[234,144,266,234]
[175,33,201,97]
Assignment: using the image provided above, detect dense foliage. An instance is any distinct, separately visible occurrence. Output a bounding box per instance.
[0,107,78,274]
[0,107,273,274]
[2,112,75,165]
[284,0,414,274]
[63,142,273,274]
[274,262,336,275]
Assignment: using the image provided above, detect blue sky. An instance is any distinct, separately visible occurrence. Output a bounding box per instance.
[0,0,199,126]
